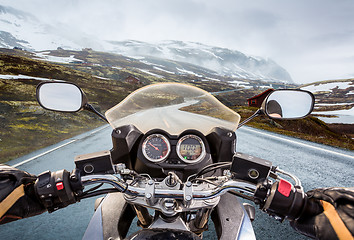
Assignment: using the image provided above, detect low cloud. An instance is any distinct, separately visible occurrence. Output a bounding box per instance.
[1,0,353,83]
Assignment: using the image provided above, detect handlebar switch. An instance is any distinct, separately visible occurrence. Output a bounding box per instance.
[255,179,307,221]
[35,170,77,213]
[35,171,55,209]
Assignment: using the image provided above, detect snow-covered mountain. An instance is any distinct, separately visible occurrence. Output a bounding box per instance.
[105,40,292,82]
[0,5,100,50]
[0,4,293,83]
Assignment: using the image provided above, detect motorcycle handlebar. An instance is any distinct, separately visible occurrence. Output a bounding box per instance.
[81,174,257,200]
[80,173,324,221]
[35,169,323,222]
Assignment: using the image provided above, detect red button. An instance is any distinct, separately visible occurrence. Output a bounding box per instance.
[56,182,64,191]
[278,179,292,197]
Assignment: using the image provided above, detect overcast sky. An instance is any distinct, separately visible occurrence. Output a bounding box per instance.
[2,0,354,84]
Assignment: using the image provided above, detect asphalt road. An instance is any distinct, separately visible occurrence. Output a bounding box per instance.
[1,125,353,240]
[109,100,236,135]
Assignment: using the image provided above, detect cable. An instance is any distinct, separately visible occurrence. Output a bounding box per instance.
[195,162,231,178]
[192,178,220,187]
[78,188,118,200]
[195,162,230,177]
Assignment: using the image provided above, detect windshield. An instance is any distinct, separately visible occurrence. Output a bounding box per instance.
[105,83,240,135]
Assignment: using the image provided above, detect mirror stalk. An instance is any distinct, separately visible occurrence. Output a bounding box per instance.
[237,109,264,129]
[84,103,108,123]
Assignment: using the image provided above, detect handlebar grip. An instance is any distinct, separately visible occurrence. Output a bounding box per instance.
[254,179,323,221]
[300,195,323,218]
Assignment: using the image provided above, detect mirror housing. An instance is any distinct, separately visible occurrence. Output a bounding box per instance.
[36,81,87,112]
[262,89,315,120]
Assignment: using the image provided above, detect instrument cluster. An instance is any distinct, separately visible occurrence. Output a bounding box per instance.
[140,130,207,165]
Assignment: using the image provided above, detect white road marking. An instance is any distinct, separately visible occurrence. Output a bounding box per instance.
[12,140,77,168]
[89,124,110,135]
[11,125,110,168]
[240,127,354,159]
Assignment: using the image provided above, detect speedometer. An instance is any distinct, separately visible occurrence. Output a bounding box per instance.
[177,134,206,163]
[142,134,171,162]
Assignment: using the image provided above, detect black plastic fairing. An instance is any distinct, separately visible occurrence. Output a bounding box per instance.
[206,127,236,163]
[110,125,143,167]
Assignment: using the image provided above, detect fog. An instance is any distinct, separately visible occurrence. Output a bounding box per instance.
[2,0,354,84]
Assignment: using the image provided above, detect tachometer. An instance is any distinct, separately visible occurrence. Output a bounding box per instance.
[177,134,206,163]
[142,134,171,162]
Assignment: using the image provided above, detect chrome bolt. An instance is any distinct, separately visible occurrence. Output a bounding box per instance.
[163,199,176,210]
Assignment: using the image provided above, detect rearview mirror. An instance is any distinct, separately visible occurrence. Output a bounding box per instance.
[263,90,315,119]
[36,82,87,112]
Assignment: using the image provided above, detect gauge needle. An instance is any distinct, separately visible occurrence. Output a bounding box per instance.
[149,142,159,151]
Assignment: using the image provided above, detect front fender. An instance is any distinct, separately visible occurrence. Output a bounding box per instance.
[83,192,136,240]
[211,192,256,240]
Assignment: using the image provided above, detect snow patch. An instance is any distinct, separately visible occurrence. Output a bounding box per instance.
[34,52,83,64]
[153,66,175,74]
[301,81,352,93]
[200,49,224,60]
[126,55,145,60]
[313,106,354,124]
[0,74,64,81]
[139,60,165,68]
[205,77,221,82]
[137,69,164,78]
[229,80,252,89]
[315,103,352,106]
[112,66,122,70]
[176,67,202,77]
[94,76,111,80]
